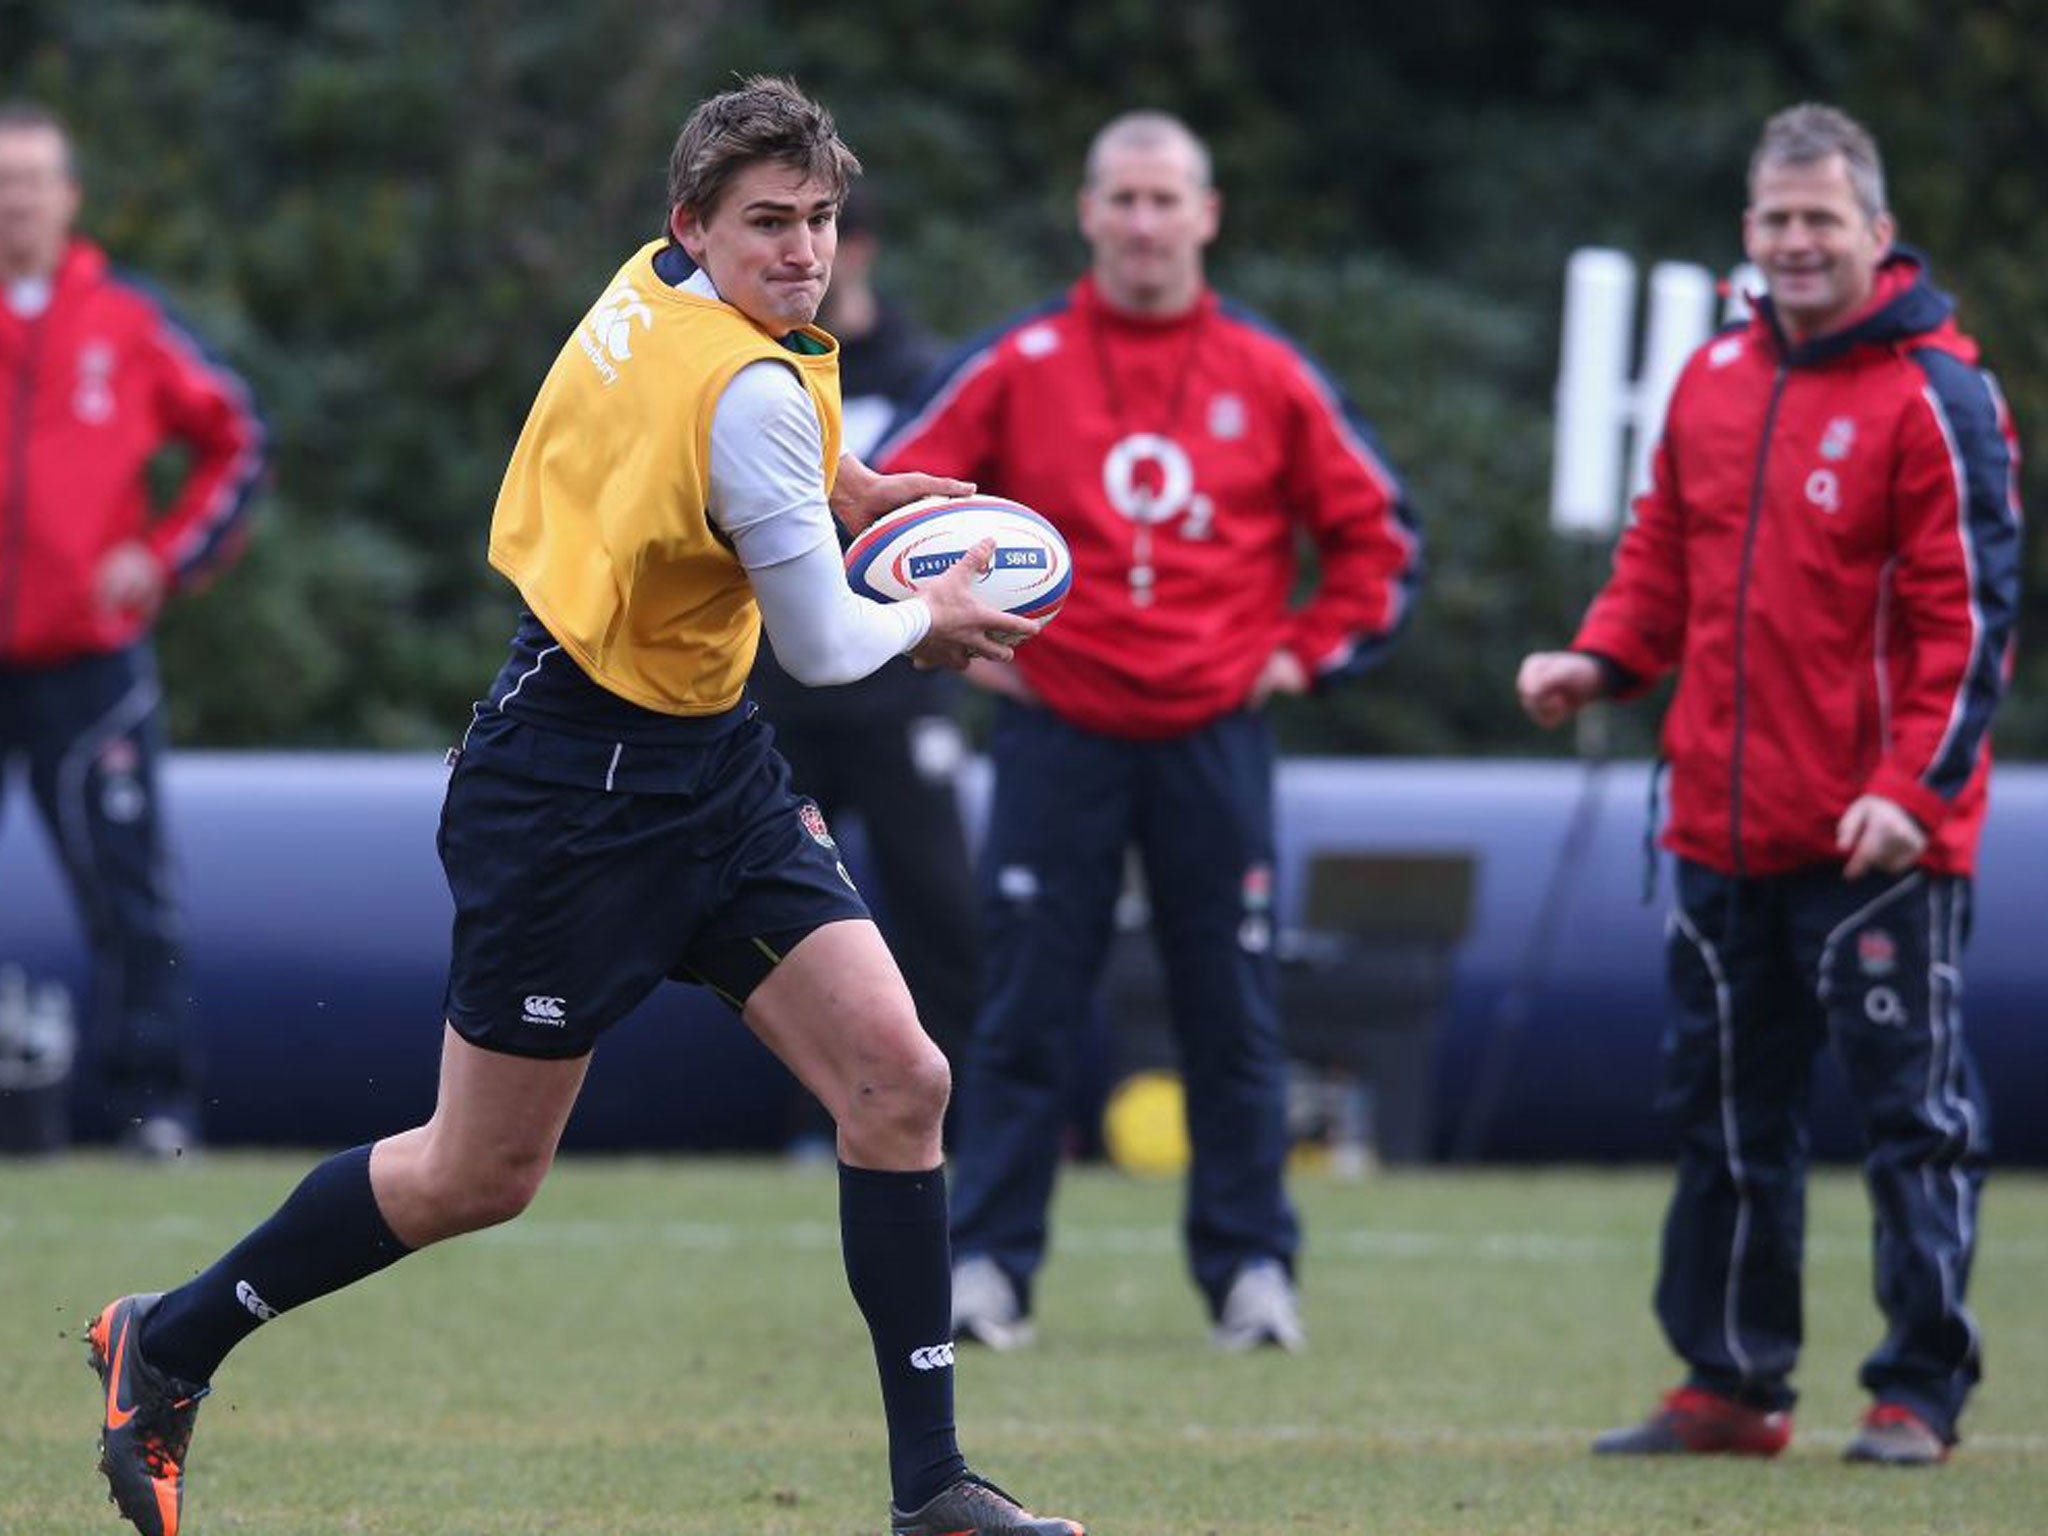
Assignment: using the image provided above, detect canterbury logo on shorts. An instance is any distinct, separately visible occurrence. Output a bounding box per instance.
[521,994,568,1026]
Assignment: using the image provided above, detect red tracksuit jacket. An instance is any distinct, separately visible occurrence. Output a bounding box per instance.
[1,238,264,664]
[1576,251,2023,877]
[877,276,1421,740]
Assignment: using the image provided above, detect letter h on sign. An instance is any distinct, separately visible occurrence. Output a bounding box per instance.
[1550,249,1757,538]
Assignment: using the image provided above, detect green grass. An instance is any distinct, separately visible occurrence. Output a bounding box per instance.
[5,1156,2045,1535]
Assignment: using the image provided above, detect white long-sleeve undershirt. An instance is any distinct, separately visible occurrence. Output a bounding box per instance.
[687,268,931,686]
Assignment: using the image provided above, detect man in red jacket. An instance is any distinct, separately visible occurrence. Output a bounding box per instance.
[880,110,1421,1352]
[0,103,263,1156]
[1519,103,2022,1466]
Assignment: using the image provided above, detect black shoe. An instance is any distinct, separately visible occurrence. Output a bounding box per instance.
[87,1294,209,1536]
[890,1473,1084,1535]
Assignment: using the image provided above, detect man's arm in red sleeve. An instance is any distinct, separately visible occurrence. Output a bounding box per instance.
[140,303,266,590]
[1276,361,1421,682]
[1864,357,2024,832]
[872,335,1007,485]
[1570,428,1691,698]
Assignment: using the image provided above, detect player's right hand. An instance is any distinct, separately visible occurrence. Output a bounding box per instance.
[1836,794,1928,879]
[95,540,168,623]
[911,538,1042,671]
[830,453,975,534]
[1516,651,1604,729]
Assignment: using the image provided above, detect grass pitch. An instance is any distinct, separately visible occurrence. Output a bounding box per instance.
[6,1155,2045,1535]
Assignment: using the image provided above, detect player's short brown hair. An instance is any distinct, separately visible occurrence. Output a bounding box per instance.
[665,75,859,230]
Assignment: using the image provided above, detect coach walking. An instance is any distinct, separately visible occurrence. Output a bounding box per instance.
[1519,103,2022,1466]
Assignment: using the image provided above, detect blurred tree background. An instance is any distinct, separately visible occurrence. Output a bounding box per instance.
[3,0,2040,755]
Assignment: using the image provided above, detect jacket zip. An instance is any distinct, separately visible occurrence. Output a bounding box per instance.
[1728,364,1790,878]
[1,309,47,655]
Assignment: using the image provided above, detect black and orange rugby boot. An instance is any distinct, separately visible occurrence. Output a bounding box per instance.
[88,1294,210,1536]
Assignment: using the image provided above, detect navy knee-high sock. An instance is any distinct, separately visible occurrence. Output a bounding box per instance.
[840,1161,968,1511]
[140,1143,411,1385]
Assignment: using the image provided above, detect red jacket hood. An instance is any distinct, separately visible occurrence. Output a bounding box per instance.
[1752,247,1975,366]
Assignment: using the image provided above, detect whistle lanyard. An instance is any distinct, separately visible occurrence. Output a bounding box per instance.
[1087,303,1207,607]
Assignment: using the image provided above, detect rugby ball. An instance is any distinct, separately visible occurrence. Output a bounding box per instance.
[844,495,1071,623]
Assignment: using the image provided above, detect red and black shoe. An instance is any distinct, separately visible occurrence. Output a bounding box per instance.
[87,1294,210,1536]
[1593,1385,1792,1457]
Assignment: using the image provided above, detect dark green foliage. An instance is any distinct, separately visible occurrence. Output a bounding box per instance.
[7,0,2039,755]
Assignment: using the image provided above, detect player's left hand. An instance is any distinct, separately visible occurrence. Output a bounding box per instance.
[831,453,974,534]
[1836,793,1927,879]
[1248,648,1310,707]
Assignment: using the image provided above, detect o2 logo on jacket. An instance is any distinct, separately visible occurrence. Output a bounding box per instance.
[74,341,116,424]
[1805,416,1857,516]
[1102,433,1215,538]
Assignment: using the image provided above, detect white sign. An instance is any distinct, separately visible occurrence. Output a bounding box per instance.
[1550,248,1728,538]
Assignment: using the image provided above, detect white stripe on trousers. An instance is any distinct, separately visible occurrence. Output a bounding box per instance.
[1670,905,1755,1383]
[53,667,167,929]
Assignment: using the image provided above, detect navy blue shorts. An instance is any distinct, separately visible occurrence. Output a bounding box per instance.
[436,716,869,1059]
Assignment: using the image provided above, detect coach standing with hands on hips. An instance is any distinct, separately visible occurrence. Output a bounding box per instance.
[0,101,264,1159]
[881,109,1422,1354]
[1519,103,2022,1467]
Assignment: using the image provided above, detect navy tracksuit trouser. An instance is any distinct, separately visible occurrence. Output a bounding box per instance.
[753,708,979,1147]
[0,644,195,1129]
[767,710,979,1068]
[1657,858,1988,1439]
[948,701,1299,1317]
